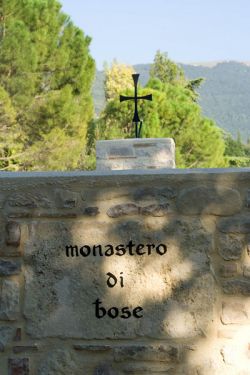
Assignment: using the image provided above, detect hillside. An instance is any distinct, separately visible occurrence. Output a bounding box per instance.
[92,61,250,142]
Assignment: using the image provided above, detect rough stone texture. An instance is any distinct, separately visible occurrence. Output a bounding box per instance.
[133,187,176,201]
[222,279,250,295]
[177,186,242,215]
[13,345,38,353]
[0,327,14,352]
[243,265,250,277]
[0,168,249,374]
[23,218,214,340]
[38,349,78,375]
[113,344,179,362]
[220,342,250,369]
[0,280,19,320]
[140,203,169,216]
[218,216,250,234]
[107,203,169,218]
[8,358,29,375]
[94,364,116,375]
[221,302,248,324]
[73,344,111,352]
[218,234,245,260]
[83,207,100,216]
[107,203,139,218]
[219,263,238,277]
[0,259,21,276]
[7,193,52,209]
[246,189,250,208]
[96,138,175,170]
[217,329,236,339]
[55,189,79,208]
[14,328,21,342]
[8,212,78,219]
[5,222,21,247]
[121,362,174,374]
[151,273,216,339]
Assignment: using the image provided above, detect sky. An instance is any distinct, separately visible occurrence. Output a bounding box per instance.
[61,0,250,70]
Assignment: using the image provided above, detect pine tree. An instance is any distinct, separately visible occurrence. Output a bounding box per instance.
[150,50,185,85]
[0,0,95,170]
[0,85,24,170]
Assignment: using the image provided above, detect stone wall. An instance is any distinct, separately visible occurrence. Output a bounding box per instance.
[0,168,250,375]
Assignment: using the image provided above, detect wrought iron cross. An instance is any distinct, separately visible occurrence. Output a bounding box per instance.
[120,73,152,138]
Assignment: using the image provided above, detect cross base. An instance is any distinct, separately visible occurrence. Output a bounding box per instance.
[96,138,175,171]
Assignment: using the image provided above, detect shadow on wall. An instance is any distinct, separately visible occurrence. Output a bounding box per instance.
[9,169,250,375]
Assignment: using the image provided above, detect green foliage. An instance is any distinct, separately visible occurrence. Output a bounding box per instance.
[224,133,250,167]
[97,56,226,168]
[20,128,81,170]
[185,77,204,101]
[224,133,246,157]
[225,156,250,168]
[0,0,95,170]
[0,85,24,170]
[150,51,185,85]
[104,61,135,101]
[150,51,203,102]
[93,61,250,142]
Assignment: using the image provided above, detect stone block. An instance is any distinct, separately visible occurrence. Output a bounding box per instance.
[107,203,139,218]
[218,216,250,234]
[0,326,14,351]
[220,344,248,366]
[8,358,29,375]
[0,280,19,320]
[83,207,100,216]
[243,265,250,278]
[55,189,79,208]
[222,279,250,295]
[0,193,5,208]
[219,263,238,277]
[6,222,21,247]
[113,344,179,362]
[109,146,136,159]
[94,364,116,375]
[0,248,22,257]
[13,345,38,353]
[38,349,77,375]
[221,302,248,324]
[177,186,242,215]
[246,189,250,208]
[217,328,236,339]
[138,273,215,339]
[0,259,21,276]
[23,220,214,340]
[7,192,52,209]
[14,328,21,341]
[133,187,176,201]
[106,203,170,218]
[73,344,111,352]
[96,138,175,170]
[140,203,169,216]
[122,362,174,373]
[218,234,244,260]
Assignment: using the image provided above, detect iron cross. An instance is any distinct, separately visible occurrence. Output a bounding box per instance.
[120,73,152,138]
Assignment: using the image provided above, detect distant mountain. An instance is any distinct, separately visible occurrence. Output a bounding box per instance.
[92,61,250,142]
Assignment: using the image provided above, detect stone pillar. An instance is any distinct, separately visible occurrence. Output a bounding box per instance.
[96,138,175,170]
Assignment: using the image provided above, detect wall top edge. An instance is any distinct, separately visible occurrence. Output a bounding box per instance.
[0,168,249,179]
